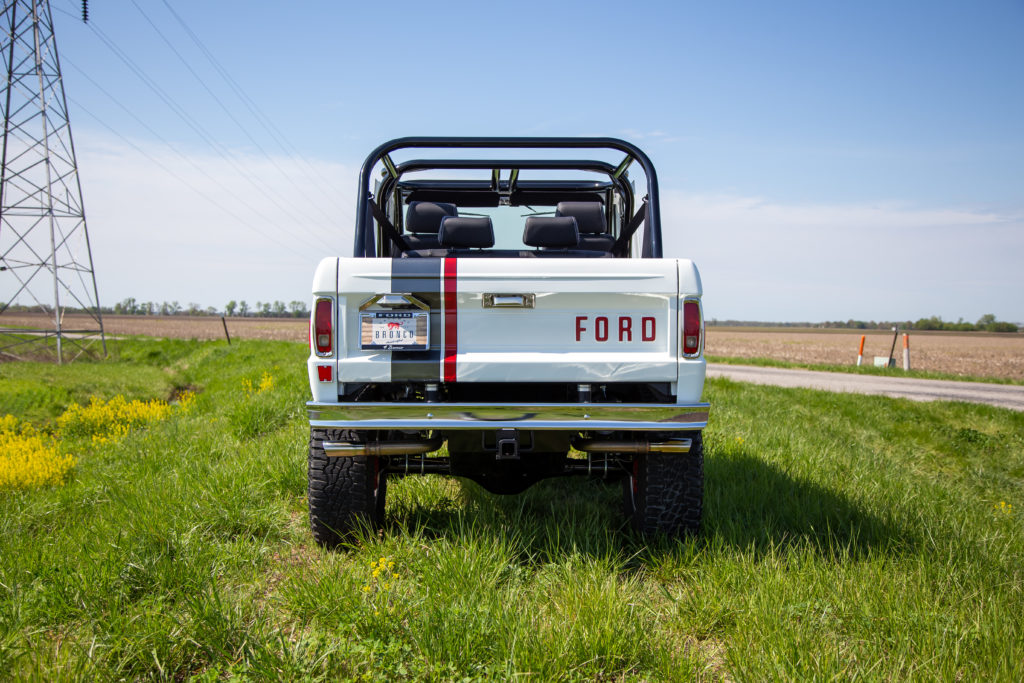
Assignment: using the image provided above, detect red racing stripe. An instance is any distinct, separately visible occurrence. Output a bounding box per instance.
[443,257,458,382]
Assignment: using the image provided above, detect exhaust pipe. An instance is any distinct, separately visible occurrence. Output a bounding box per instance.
[572,437,692,455]
[322,436,442,457]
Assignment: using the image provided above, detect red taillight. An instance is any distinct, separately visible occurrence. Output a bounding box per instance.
[313,299,333,355]
[682,300,701,356]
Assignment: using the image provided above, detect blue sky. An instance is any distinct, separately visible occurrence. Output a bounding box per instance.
[29,0,1024,321]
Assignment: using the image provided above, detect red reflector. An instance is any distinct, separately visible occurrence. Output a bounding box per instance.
[313,299,333,355]
[316,364,332,382]
[683,301,701,355]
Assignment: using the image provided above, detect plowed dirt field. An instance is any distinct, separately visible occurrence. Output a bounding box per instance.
[706,327,1024,380]
[1,313,308,343]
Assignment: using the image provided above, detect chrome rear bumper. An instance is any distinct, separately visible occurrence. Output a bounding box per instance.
[307,401,709,431]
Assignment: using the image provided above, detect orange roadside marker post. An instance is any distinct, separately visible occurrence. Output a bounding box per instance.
[903,333,910,371]
[856,335,865,366]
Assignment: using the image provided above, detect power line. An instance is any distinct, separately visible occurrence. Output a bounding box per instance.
[62,57,333,253]
[157,0,344,203]
[51,2,353,258]
[68,94,317,262]
[77,15,338,245]
[129,0,343,228]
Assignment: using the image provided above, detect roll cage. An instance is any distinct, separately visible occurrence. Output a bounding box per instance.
[353,137,663,259]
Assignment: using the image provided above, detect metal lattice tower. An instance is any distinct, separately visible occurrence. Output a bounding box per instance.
[1,0,104,363]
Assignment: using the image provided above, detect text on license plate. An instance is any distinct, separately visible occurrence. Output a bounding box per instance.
[360,311,429,350]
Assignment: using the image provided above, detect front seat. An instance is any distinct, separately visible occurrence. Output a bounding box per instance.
[555,201,615,252]
[404,201,458,250]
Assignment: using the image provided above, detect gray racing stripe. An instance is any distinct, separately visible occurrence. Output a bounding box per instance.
[390,257,442,381]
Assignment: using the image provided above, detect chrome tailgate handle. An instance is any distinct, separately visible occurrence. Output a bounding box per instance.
[483,293,535,309]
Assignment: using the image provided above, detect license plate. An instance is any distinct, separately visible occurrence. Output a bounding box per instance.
[360,311,429,350]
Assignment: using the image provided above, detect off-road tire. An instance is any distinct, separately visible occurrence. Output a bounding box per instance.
[623,431,703,537]
[308,428,387,548]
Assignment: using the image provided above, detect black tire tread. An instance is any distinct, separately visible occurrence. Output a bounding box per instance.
[625,431,704,537]
[308,428,386,548]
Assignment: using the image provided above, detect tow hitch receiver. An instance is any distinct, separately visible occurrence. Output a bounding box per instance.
[496,428,519,460]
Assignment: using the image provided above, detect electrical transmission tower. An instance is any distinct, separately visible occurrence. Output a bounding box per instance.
[1,0,105,363]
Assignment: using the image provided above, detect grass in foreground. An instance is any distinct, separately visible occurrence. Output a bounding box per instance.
[1,338,1021,680]
[707,353,1024,385]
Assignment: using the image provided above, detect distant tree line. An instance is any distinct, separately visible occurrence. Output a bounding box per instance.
[4,299,310,318]
[110,298,309,317]
[222,300,309,318]
[908,314,1018,333]
[707,314,1019,333]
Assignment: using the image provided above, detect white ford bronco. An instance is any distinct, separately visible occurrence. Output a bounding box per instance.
[306,137,708,546]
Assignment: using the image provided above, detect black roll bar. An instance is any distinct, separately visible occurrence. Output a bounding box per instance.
[353,137,662,258]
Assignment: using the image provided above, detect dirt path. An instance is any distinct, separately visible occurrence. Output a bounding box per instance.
[707,363,1024,411]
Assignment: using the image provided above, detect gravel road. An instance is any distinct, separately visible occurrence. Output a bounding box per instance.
[707,364,1024,412]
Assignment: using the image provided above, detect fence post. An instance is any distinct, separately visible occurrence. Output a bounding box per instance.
[221,316,232,345]
[887,326,899,367]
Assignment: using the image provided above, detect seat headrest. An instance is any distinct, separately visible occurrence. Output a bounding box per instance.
[439,216,494,248]
[523,216,580,248]
[406,201,458,234]
[555,201,606,234]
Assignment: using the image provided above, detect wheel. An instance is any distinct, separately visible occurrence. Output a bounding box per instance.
[623,431,703,537]
[308,428,387,548]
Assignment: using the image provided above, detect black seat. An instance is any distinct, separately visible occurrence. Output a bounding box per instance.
[399,215,607,258]
[523,216,580,249]
[555,201,615,252]
[400,248,610,259]
[439,216,494,249]
[404,201,457,249]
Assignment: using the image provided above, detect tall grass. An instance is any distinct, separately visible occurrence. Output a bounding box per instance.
[1,338,1021,679]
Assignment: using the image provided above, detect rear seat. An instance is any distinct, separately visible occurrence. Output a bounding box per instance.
[555,201,616,252]
[403,201,457,250]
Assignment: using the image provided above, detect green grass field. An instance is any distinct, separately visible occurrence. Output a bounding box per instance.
[1,338,1022,680]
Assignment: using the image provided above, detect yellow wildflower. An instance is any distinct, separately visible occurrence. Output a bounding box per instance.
[177,391,197,412]
[242,372,275,396]
[0,414,75,490]
[258,372,275,393]
[57,395,171,442]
